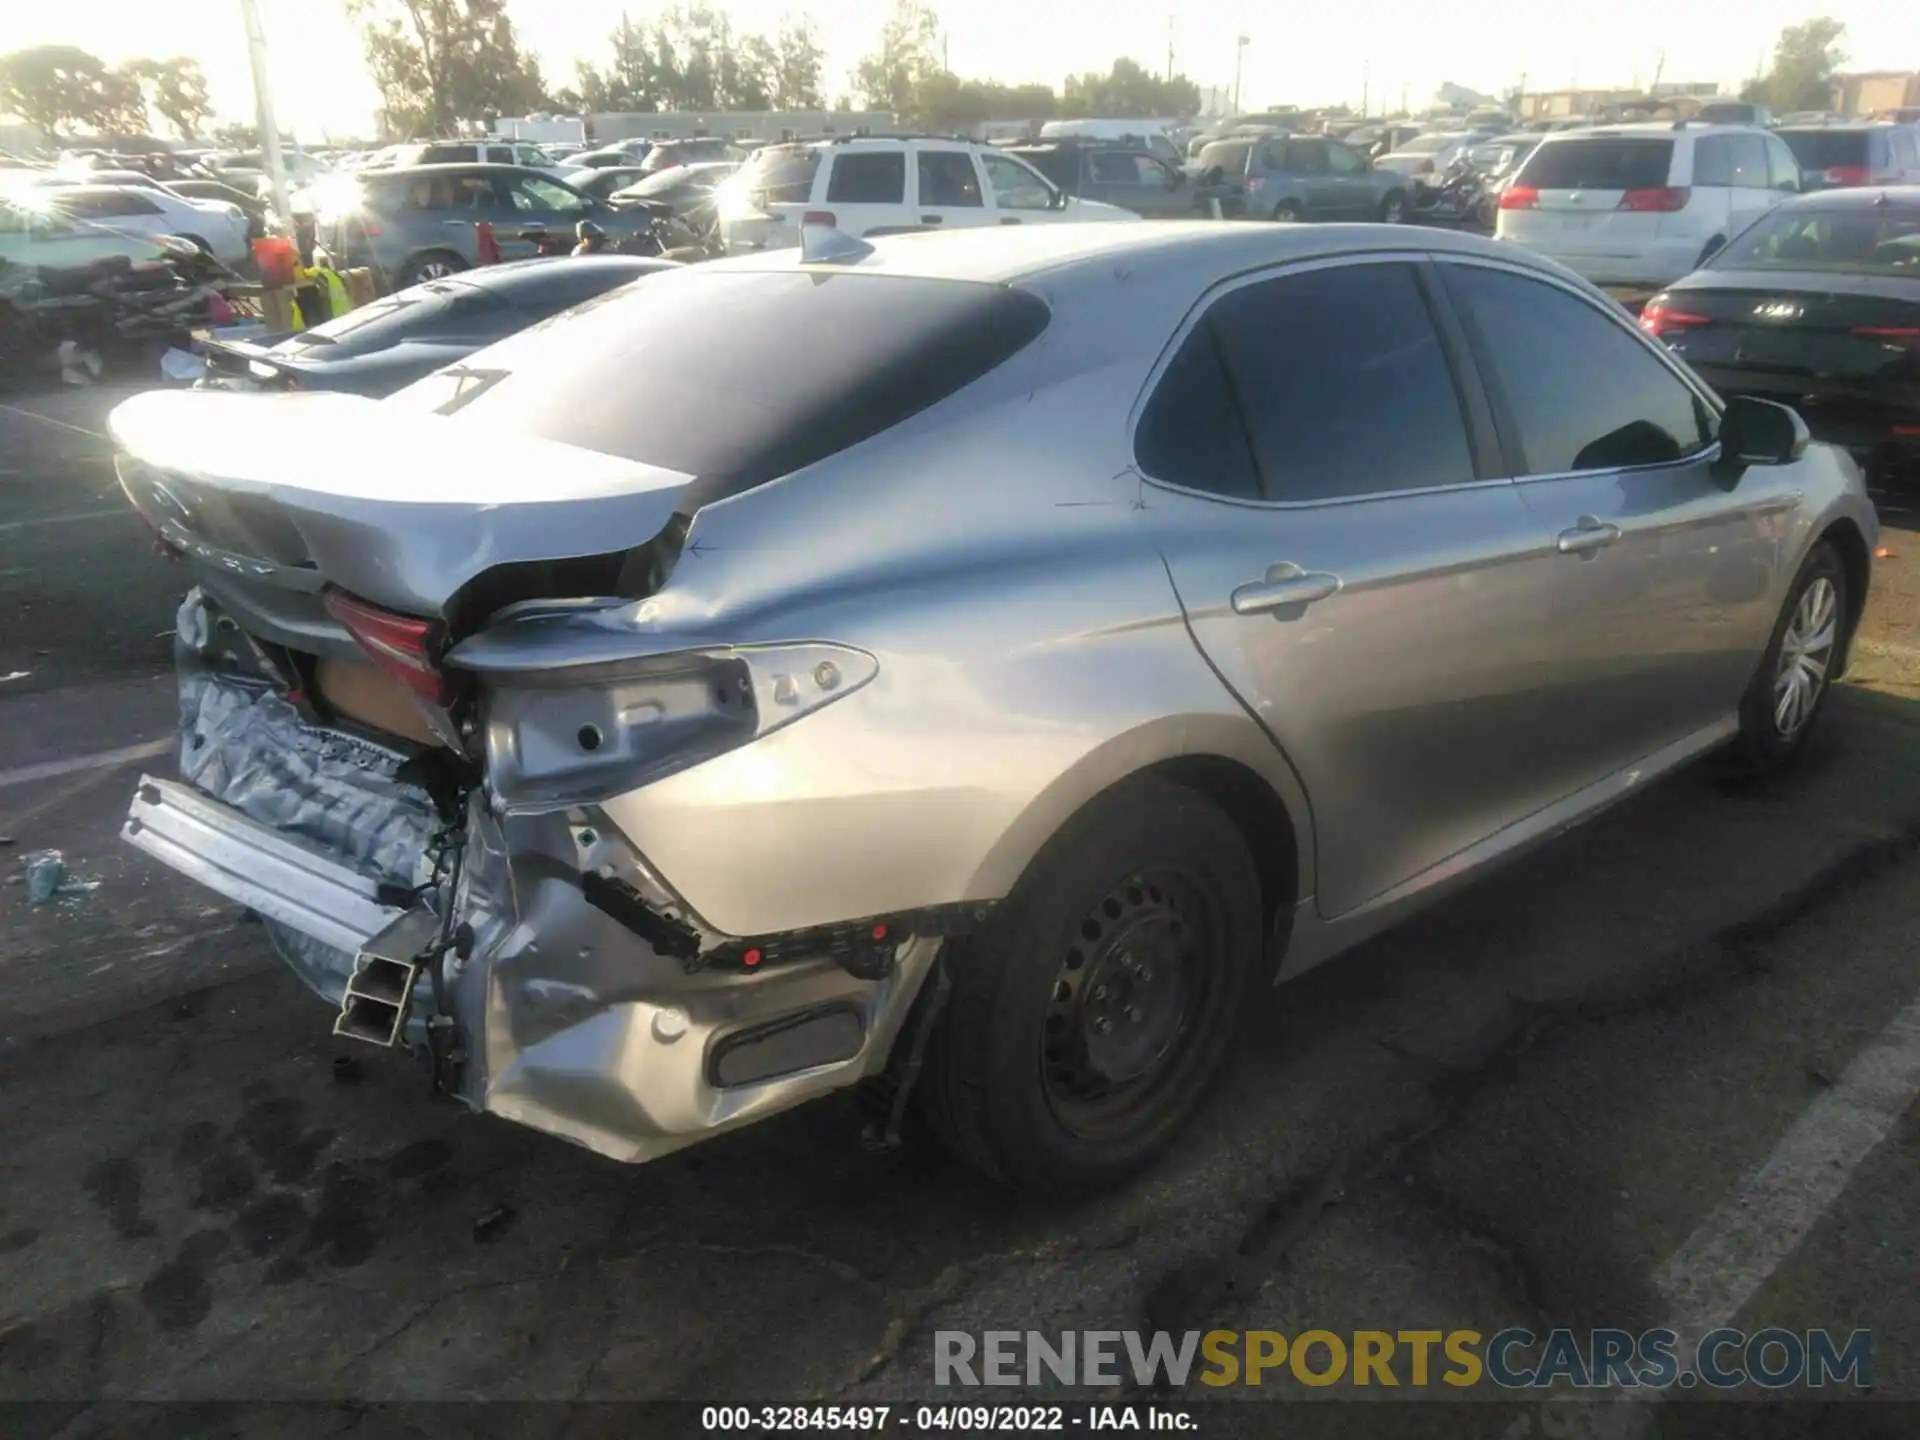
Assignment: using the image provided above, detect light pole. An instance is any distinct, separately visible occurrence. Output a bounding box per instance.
[1233,36,1249,115]
[240,0,290,225]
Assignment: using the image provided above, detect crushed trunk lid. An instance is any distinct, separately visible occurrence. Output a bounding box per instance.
[109,389,693,619]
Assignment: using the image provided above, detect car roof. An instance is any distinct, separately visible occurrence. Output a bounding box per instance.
[1541,122,1749,139]
[362,163,561,178]
[456,254,676,288]
[1771,184,1920,211]
[1777,123,1899,134]
[713,219,1571,288]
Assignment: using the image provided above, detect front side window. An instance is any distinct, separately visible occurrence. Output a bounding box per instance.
[981,152,1054,210]
[1285,141,1330,174]
[1165,263,1475,503]
[1133,156,1174,188]
[509,176,587,213]
[1327,143,1367,174]
[917,150,982,207]
[826,152,906,204]
[1441,264,1710,475]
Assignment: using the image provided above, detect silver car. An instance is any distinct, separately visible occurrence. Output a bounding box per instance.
[110,222,1875,1192]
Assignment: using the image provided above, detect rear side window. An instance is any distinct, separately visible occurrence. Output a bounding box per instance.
[1728,134,1771,188]
[385,271,1050,505]
[1780,130,1869,171]
[1692,136,1732,187]
[1441,264,1709,475]
[1196,140,1254,173]
[1135,324,1261,500]
[1520,138,1673,190]
[826,152,905,204]
[1199,263,1475,502]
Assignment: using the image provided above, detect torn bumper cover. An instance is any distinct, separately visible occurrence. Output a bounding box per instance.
[124,593,941,1163]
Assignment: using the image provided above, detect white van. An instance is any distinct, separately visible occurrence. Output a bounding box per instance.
[1038,120,1184,168]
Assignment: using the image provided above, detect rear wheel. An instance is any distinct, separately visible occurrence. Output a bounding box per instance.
[1728,541,1847,773]
[918,775,1261,1192]
[1273,200,1305,223]
[396,250,466,287]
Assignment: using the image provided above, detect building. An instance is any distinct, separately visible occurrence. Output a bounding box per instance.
[587,109,897,145]
[1650,81,1720,100]
[1830,71,1920,118]
[1517,87,1644,121]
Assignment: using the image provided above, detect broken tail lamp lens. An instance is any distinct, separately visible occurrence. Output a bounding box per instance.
[323,589,455,706]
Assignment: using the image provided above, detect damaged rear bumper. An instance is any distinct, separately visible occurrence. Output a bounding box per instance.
[123,770,938,1164]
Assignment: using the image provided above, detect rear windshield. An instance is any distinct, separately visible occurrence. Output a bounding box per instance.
[734,145,820,203]
[269,281,506,357]
[1518,137,1673,190]
[1196,140,1255,173]
[1778,130,1870,170]
[383,270,1051,505]
[1711,205,1920,274]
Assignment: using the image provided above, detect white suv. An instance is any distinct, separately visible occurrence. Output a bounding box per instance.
[718,136,1138,254]
[1496,123,1803,290]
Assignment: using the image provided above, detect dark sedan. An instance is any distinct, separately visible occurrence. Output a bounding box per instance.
[1642,187,1920,474]
[196,255,675,398]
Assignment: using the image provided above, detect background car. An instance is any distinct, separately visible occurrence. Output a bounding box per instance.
[1641,186,1920,475]
[0,193,179,272]
[567,164,653,202]
[1497,123,1804,292]
[1372,131,1480,199]
[638,137,741,174]
[717,137,1135,254]
[22,183,249,264]
[561,146,648,170]
[1776,124,1920,190]
[1001,139,1194,218]
[195,255,675,397]
[317,163,662,288]
[388,140,566,178]
[1190,132,1407,222]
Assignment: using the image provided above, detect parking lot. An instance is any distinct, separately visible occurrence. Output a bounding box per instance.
[6,378,1920,1433]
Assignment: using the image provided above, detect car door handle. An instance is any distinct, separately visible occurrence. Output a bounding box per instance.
[921,214,944,224]
[1556,518,1621,555]
[1231,563,1342,615]
[999,216,1021,225]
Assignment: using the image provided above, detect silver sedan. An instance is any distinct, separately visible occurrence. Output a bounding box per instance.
[110,221,1875,1192]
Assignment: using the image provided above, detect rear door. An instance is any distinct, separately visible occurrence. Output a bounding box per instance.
[913,147,987,232]
[493,171,591,257]
[1437,259,1786,782]
[819,150,909,236]
[1139,256,1572,918]
[1505,135,1676,258]
[1725,132,1783,238]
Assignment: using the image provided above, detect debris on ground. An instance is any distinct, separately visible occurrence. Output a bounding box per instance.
[1875,547,1896,560]
[331,1055,363,1084]
[23,851,66,905]
[0,672,28,684]
[472,1204,516,1243]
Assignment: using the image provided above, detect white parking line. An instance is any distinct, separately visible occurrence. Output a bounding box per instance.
[0,738,171,791]
[0,402,106,440]
[0,507,133,535]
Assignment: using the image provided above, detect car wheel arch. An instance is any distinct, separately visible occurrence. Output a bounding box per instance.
[1817,516,1872,671]
[963,714,1315,970]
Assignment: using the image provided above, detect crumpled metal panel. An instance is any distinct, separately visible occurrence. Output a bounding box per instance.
[173,588,440,1002]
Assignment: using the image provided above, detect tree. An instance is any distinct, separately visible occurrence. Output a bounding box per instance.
[572,13,658,113]
[124,57,211,139]
[346,0,546,137]
[853,0,942,119]
[1061,58,1199,119]
[0,45,144,137]
[770,16,824,110]
[1741,18,1847,112]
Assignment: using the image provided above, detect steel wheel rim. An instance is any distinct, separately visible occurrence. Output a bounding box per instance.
[1383,197,1404,223]
[1039,869,1218,1142]
[415,259,455,279]
[1773,575,1837,738]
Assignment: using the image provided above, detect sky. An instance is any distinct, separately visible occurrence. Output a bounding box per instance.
[6,1,1919,141]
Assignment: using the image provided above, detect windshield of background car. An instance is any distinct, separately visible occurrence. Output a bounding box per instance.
[1196,140,1255,173]
[1778,130,1871,170]
[733,145,821,203]
[1007,148,1076,188]
[383,270,1051,503]
[1518,137,1673,189]
[1710,206,1920,273]
[1397,135,1455,155]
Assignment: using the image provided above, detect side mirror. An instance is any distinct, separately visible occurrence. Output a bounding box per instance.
[1714,395,1808,481]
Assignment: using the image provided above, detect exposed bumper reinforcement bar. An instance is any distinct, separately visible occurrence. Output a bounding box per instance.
[123,774,402,955]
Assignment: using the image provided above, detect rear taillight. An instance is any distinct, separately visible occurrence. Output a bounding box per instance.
[1639,297,1713,338]
[323,590,454,706]
[1619,187,1691,212]
[1414,159,1434,175]
[1499,185,1539,210]
[801,210,836,227]
[1823,164,1871,186]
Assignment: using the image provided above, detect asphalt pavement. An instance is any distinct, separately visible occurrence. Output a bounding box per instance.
[5,379,1920,1437]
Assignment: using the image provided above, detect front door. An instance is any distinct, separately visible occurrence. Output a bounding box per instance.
[493,172,592,258]
[1284,139,1342,217]
[1435,258,1786,785]
[1088,151,1186,217]
[913,148,987,233]
[1323,140,1376,217]
[979,150,1059,226]
[1138,256,1570,918]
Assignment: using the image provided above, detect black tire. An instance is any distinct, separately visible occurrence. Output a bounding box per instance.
[396,250,467,288]
[1727,541,1847,774]
[1379,191,1406,224]
[918,774,1261,1193]
[177,233,211,255]
[1273,200,1306,223]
